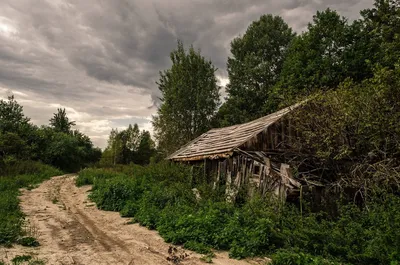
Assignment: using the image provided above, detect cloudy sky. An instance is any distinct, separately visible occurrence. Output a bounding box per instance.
[0,0,373,148]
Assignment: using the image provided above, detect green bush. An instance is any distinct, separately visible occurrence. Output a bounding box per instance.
[0,161,61,246]
[79,162,400,264]
[17,237,39,247]
[158,201,234,247]
[76,168,124,186]
[271,249,341,265]
[0,160,62,179]
[11,255,32,265]
[78,164,283,258]
[183,241,213,255]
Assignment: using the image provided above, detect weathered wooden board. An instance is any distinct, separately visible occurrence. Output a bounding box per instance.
[168,104,300,161]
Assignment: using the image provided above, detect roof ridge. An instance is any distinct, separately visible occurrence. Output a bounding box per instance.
[168,102,303,161]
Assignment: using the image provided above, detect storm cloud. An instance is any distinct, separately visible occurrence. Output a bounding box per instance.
[0,0,374,148]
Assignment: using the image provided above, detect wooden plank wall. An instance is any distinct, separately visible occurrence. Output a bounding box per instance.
[206,154,291,201]
[187,117,301,201]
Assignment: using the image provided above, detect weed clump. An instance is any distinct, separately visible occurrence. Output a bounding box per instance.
[183,241,213,255]
[271,250,341,265]
[11,255,32,264]
[17,237,39,247]
[1,254,45,265]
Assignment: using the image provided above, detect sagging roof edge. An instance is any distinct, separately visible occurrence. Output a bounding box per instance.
[170,152,234,162]
[167,101,305,161]
[168,116,282,162]
[170,148,276,162]
[166,133,209,160]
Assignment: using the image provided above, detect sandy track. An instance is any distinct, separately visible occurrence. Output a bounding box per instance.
[1,175,267,265]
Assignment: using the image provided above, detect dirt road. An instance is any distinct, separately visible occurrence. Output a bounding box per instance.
[0,175,267,265]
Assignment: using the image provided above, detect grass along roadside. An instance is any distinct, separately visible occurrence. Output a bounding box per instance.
[0,160,62,247]
[76,164,400,265]
[0,253,46,265]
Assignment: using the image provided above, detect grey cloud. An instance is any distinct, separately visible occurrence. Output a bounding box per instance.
[0,0,374,147]
[0,65,59,93]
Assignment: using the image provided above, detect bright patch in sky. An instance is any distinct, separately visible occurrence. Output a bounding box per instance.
[217,76,229,88]
[0,17,17,37]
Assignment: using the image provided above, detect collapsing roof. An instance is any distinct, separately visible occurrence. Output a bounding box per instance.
[168,104,298,162]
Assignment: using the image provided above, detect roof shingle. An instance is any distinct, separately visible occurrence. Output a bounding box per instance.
[168,104,297,161]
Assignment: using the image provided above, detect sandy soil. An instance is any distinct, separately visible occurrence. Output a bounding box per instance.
[0,175,269,265]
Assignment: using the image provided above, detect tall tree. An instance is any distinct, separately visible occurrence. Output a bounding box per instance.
[0,95,30,134]
[135,131,155,165]
[0,96,34,161]
[49,108,76,134]
[276,9,368,102]
[120,124,141,164]
[361,0,400,69]
[217,15,295,126]
[105,128,122,165]
[153,41,220,155]
[100,125,155,166]
[125,124,141,153]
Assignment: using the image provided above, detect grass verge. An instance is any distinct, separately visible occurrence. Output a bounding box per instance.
[0,160,62,246]
[76,163,400,264]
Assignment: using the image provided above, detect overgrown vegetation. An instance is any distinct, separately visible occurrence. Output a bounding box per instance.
[271,250,342,265]
[0,160,61,246]
[284,65,400,198]
[1,1,399,265]
[0,97,101,173]
[76,162,400,264]
[142,3,399,263]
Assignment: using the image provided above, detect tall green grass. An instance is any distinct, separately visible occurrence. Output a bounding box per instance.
[76,163,400,264]
[75,167,126,187]
[0,160,62,245]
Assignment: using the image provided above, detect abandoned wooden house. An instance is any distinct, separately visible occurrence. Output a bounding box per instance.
[168,105,302,201]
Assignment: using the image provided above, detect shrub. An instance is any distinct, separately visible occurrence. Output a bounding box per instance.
[17,237,39,247]
[183,241,213,255]
[0,160,62,178]
[271,249,341,265]
[76,168,123,187]
[79,162,400,264]
[0,161,61,246]
[11,255,32,265]
[158,201,234,247]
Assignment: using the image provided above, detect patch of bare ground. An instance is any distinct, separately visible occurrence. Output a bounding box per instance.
[0,175,269,265]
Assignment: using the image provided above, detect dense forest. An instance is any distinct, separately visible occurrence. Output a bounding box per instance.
[1,0,400,264]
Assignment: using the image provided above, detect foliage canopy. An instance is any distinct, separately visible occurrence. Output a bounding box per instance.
[216,15,295,126]
[153,41,220,156]
[0,97,100,172]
